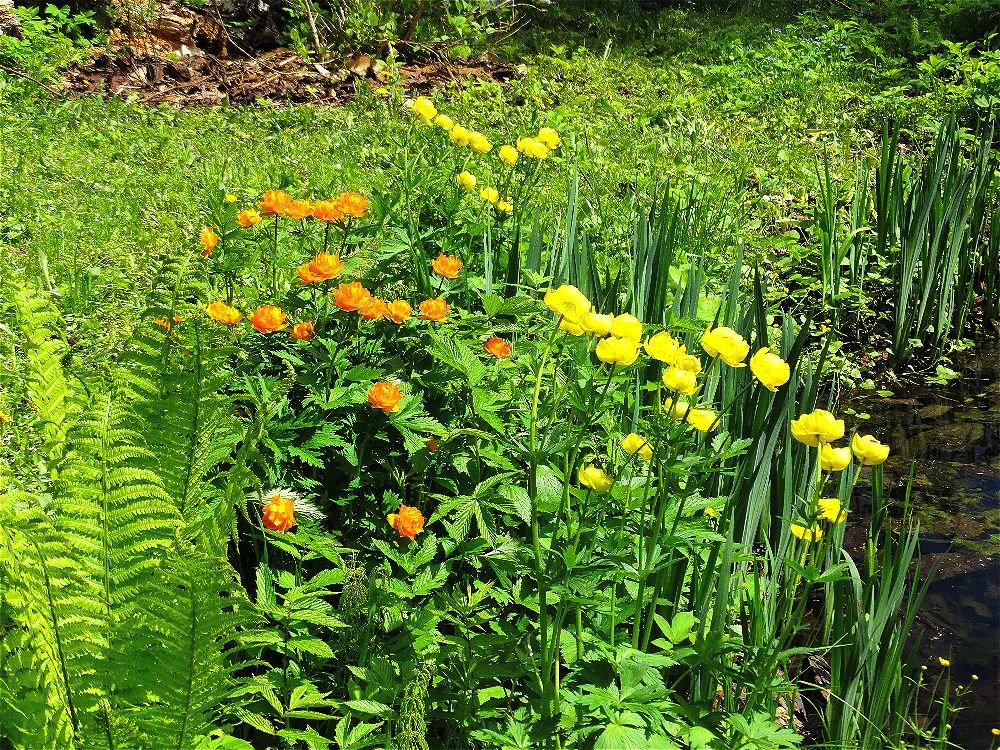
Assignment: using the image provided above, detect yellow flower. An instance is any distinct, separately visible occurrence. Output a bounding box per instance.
[578,465,613,494]
[580,311,613,336]
[205,301,242,327]
[701,326,749,367]
[544,285,591,323]
[610,313,642,342]
[675,354,702,374]
[938,657,951,668]
[704,506,719,519]
[621,433,653,461]
[790,409,845,447]
[237,209,262,228]
[790,523,824,542]
[456,171,477,190]
[537,127,561,148]
[665,399,690,420]
[662,366,698,396]
[469,132,492,153]
[499,144,519,165]
[411,96,437,123]
[750,347,790,392]
[644,332,685,364]
[560,317,586,336]
[480,187,500,204]
[820,444,852,472]
[496,199,513,214]
[433,113,455,131]
[817,497,847,523]
[595,336,640,366]
[225,193,237,203]
[516,136,549,159]
[450,124,472,147]
[200,226,220,256]
[852,434,890,465]
[687,408,718,432]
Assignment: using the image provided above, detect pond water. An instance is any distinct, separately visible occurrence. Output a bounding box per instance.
[845,342,1000,749]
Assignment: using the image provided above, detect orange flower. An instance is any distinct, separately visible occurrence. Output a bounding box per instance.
[419,297,450,322]
[259,189,292,217]
[334,192,369,218]
[431,253,463,279]
[297,263,326,284]
[290,321,315,341]
[249,305,288,334]
[172,315,184,323]
[387,300,412,324]
[298,253,344,283]
[484,336,512,358]
[262,493,296,532]
[237,209,262,228]
[154,317,172,331]
[332,281,372,312]
[312,199,345,223]
[368,381,403,412]
[358,297,390,321]
[387,503,424,540]
[200,227,219,257]
[283,199,313,221]
[205,301,242,327]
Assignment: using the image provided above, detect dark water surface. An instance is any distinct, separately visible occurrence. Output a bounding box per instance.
[845,343,1000,749]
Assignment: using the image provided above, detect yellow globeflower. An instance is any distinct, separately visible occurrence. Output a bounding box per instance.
[665,399,690,420]
[938,657,951,668]
[456,171,477,190]
[790,523,824,542]
[480,187,500,205]
[537,127,561,148]
[676,353,702,374]
[820,444,852,472]
[450,124,472,147]
[578,465,613,494]
[750,347,790,392]
[517,136,549,159]
[790,408,845,447]
[610,313,642,342]
[544,285,591,323]
[411,96,437,123]
[817,498,848,523]
[581,311,614,336]
[687,408,718,432]
[701,326,749,367]
[644,331,685,364]
[496,199,513,214]
[852,434,890,465]
[595,336,640,367]
[433,113,455,131]
[662,366,698,396]
[469,132,492,153]
[499,144,519,165]
[621,433,653,461]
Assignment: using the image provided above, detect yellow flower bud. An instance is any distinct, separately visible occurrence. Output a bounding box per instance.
[578,465,612,494]
[820,444,852,472]
[644,331,685,364]
[544,285,591,324]
[456,171,477,190]
[851,433,890,465]
[595,336,640,367]
[480,187,500,204]
[469,132,492,153]
[687,408,718,432]
[411,96,437,123]
[790,523,824,542]
[537,127,561,148]
[701,326,749,367]
[610,313,643,342]
[434,113,455,131]
[750,347,790,392]
[581,311,614,336]
[817,497,847,523]
[499,144,519,165]
[790,409,845,447]
[621,433,653,461]
[662,366,698,396]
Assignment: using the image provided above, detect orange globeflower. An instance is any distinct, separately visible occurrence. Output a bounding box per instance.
[387,300,412,324]
[358,297,390,321]
[262,493,296,532]
[431,254,463,279]
[283,199,313,221]
[205,301,242,327]
[387,503,424,540]
[237,209,262,228]
[154,317,172,331]
[484,336,512,358]
[312,199,345,223]
[200,227,219,257]
[334,192,369,219]
[259,189,292,216]
[290,321,315,341]
[368,381,403,412]
[419,297,450,322]
[332,281,372,312]
[297,262,326,284]
[302,253,344,282]
[249,305,288,334]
